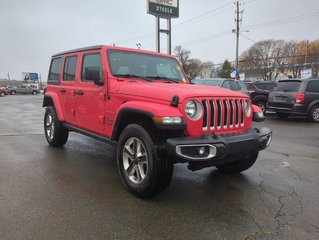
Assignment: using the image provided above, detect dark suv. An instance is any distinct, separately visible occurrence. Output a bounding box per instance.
[267,79,319,122]
[246,81,277,114]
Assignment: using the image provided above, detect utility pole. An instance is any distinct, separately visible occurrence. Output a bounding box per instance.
[234,0,242,80]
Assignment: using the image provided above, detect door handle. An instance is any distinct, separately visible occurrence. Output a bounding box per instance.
[59,89,66,93]
[74,90,84,95]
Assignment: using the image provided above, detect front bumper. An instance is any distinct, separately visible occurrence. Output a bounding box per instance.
[166,127,272,170]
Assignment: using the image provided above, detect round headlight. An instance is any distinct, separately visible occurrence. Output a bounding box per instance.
[245,100,251,117]
[185,100,202,120]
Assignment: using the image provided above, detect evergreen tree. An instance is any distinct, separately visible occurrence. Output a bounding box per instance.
[219,60,233,78]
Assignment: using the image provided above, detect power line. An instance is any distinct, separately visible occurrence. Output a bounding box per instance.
[244,10,319,30]
[115,2,235,46]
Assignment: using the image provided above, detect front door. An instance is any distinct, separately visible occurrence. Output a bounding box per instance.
[75,52,106,134]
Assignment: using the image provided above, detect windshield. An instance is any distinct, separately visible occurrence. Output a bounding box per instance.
[107,50,186,82]
[273,81,301,92]
[192,79,221,86]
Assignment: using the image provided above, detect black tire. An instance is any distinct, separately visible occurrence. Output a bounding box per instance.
[256,101,267,114]
[44,106,69,147]
[117,123,173,198]
[216,152,258,174]
[0,92,5,97]
[276,113,289,119]
[32,91,37,95]
[308,105,319,123]
[10,90,16,95]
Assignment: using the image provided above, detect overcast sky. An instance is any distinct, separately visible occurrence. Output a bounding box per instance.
[0,0,318,80]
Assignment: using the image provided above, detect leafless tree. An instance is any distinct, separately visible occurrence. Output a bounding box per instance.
[239,39,288,80]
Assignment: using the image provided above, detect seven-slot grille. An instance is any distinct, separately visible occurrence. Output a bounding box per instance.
[201,98,246,131]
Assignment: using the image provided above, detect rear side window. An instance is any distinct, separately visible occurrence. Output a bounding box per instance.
[230,81,241,91]
[221,81,231,89]
[48,57,62,84]
[306,81,319,92]
[63,56,78,81]
[273,81,301,92]
[81,53,102,81]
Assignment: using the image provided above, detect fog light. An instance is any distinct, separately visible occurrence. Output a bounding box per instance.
[199,146,206,155]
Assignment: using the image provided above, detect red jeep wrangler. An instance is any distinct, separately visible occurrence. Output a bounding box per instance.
[43,46,271,197]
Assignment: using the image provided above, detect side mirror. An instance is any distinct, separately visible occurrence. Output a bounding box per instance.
[85,67,103,86]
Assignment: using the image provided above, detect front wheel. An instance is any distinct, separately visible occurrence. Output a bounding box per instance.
[216,152,258,174]
[0,92,5,97]
[10,90,16,95]
[44,106,69,147]
[308,105,319,122]
[32,91,37,95]
[117,124,173,198]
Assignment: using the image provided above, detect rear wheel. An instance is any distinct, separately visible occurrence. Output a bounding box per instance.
[32,91,37,95]
[308,105,319,122]
[10,90,16,95]
[44,106,69,147]
[0,92,5,97]
[216,152,259,174]
[117,124,173,198]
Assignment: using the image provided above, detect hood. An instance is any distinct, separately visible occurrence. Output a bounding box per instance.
[118,82,248,103]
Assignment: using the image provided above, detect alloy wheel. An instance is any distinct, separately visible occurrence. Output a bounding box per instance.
[122,137,148,184]
[45,113,55,140]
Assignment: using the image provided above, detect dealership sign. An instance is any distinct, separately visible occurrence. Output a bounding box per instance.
[147,0,179,18]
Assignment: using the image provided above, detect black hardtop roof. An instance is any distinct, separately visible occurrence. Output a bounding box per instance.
[52,45,104,58]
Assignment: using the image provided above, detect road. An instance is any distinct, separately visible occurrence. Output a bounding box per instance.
[0,95,319,240]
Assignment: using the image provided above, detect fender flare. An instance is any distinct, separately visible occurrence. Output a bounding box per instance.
[43,92,65,122]
[111,101,184,141]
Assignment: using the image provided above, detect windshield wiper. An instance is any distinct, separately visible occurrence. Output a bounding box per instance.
[145,76,178,83]
[113,74,153,82]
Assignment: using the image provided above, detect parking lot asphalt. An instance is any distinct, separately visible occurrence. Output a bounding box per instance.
[0,95,319,240]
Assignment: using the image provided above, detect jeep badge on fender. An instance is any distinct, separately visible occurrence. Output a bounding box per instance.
[43,45,272,198]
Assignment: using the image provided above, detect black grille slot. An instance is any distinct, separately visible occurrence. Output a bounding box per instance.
[240,100,244,125]
[217,100,222,128]
[229,100,234,126]
[209,100,215,129]
[223,100,228,127]
[235,100,240,125]
[202,100,208,129]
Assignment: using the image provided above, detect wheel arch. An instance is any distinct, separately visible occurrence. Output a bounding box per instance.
[307,100,319,114]
[111,101,184,141]
[251,95,267,105]
[43,93,65,122]
[111,108,156,141]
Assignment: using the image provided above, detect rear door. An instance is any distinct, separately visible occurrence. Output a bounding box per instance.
[60,54,78,125]
[75,51,106,134]
[268,80,302,109]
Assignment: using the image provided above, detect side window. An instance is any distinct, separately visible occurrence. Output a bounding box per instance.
[230,81,241,91]
[81,53,102,81]
[63,56,78,81]
[48,57,62,84]
[221,81,231,89]
[306,81,319,92]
